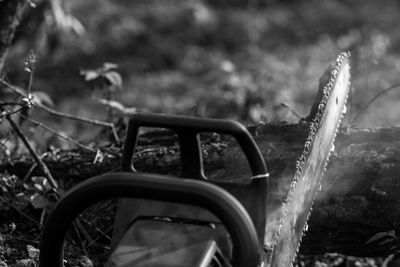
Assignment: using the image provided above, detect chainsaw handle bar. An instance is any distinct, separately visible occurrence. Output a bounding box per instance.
[39,173,261,267]
[122,113,268,179]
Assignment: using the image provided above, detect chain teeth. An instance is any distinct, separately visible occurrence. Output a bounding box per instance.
[268,52,351,267]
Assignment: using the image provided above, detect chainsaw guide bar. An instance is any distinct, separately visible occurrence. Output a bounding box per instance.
[267,52,351,267]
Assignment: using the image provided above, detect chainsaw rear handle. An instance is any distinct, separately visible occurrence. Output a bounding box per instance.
[39,173,261,267]
[122,113,268,179]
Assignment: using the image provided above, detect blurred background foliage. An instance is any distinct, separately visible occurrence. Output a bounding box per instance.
[1,1,400,265]
[4,0,400,148]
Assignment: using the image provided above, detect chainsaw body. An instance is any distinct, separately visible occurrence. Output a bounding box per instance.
[39,113,270,267]
[111,114,269,267]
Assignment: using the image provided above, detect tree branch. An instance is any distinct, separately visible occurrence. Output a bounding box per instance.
[0,79,120,143]
[19,113,97,153]
[6,115,58,190]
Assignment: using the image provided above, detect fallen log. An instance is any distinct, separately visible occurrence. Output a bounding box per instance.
[2,122,400,257]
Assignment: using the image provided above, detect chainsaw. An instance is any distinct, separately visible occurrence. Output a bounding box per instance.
[39,52,351,267]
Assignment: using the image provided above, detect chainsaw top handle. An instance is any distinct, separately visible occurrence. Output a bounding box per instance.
[122,113,268,180]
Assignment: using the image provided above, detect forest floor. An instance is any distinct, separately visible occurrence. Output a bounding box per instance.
[2,0,400,266]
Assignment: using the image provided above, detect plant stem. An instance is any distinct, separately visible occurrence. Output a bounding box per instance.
[19,113,97,153]
[0,79,120,142]
[351,82,400,124]
[6,115,58,190]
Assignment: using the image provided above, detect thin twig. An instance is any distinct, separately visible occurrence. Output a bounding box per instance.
[0,132,14,150]
[86,225,113,249]
[3,236,40,246]
[73,221,89,256]
[0,79,26,95]
[40,208,46,226]
[75,218,94,253]
[81,216,113,241]
[23,162,38,182]
[19,113,96,153]
[82,220,113,249]
[36,103,119,142]
[351,82,400,123]
[26,50,36,95]
[6,115,58,190]
[0,107,25,117]
[0,79,120,142]
[7,203,41,229]
[0,101,25,106]
[280,102,302,119]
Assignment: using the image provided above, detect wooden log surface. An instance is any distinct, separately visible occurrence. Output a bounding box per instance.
[2,122,400,257]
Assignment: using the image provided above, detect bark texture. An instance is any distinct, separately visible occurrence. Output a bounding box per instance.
[2,123,400,256]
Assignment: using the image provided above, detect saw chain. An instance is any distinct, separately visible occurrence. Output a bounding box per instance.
[267,52,351,267]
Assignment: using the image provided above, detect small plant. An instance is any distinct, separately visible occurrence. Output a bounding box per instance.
[80,62,123,122]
